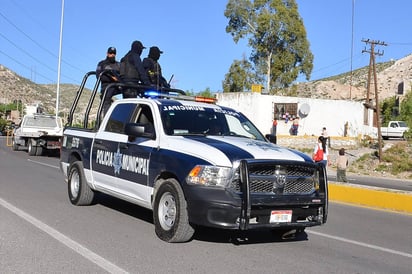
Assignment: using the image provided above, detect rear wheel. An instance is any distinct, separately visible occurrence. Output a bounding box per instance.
[28,140,37,156]
[153,179,194,243]
[35,146,43,156]
[68,161,94,206]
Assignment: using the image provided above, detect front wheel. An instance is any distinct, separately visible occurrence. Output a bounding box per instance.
[12,138,19,151]
[153,179,194,243]
[68,161,94,206]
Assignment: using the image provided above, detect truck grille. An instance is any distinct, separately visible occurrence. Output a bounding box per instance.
[229,162,319,195]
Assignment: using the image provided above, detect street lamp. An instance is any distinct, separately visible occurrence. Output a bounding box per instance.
[56,0,65,119]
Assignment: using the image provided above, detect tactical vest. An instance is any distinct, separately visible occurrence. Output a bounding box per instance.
[120,52,140,81]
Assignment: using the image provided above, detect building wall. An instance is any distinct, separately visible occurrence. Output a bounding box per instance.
[216,92,375,138]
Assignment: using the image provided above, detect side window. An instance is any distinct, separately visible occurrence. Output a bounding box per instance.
[105,103,137,134]
[135,104,156,138]
[136,104,154,125]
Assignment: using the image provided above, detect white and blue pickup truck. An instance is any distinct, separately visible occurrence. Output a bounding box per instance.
[381,121,409,140]
[60,72,328,242]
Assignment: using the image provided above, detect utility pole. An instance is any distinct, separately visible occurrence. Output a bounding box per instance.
[362,39,387,162]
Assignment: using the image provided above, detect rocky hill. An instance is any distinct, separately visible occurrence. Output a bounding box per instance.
[288,54,412,100]
[0,64,97,120]
[1,53,412,116]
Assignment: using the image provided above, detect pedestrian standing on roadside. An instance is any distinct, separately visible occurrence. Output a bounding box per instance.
[291,117,299,135]
[313,136,330,168]
[336,148,348,182]
[321,127,330,148]
[272,118,278,136]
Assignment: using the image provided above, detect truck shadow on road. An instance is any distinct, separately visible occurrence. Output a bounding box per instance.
[193,227,308,245]
[94,193,309,245]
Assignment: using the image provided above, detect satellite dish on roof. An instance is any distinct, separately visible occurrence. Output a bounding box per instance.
[299,103,310,117]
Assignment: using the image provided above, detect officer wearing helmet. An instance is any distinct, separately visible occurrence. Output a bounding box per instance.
[119,40,151,98]
[143,46,170,89]
[96,46,120,117]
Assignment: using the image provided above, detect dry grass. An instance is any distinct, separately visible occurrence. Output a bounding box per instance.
[348,141,412,179]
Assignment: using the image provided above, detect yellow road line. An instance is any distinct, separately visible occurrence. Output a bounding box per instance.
[329,183,412,214]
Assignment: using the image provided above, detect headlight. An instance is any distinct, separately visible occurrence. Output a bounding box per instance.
[186,165,233,187]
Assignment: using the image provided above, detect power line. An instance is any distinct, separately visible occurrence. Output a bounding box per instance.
[0,32,57,74]
[0,9,83,83]
[0,11,57,59]
[0,49,55,82]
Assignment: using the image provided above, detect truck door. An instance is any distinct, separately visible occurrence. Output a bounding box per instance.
[388,122,401,137]
[115,103,156,205]
[92,103,135,193]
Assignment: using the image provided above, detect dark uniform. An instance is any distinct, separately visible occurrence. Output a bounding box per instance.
[143,46,170,90]
[96,46,120,117]
[119,41,151,98]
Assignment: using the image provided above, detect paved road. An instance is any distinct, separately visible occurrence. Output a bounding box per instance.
[328,172,412,192]
[1,136,412,273]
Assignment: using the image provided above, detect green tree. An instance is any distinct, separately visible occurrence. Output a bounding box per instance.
[400,91,412,126]
[380,96,397,125]
[197,87,214,98]
[222,57,256,92]
[380,90,412,140]
[186,88,215,98]
[224,0,313,92]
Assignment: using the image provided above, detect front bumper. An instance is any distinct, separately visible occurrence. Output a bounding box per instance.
[186,186,326,230]
[186,159,328,230]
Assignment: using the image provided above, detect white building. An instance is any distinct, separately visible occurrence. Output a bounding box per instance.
[216,92,376,138]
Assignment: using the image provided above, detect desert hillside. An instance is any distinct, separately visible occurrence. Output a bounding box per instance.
[1,53,411,115]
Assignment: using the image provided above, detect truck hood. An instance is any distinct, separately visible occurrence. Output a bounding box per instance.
[163,135,310,167]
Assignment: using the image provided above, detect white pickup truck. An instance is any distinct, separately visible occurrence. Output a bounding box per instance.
[381,121,409,140]
[12,113,63,156]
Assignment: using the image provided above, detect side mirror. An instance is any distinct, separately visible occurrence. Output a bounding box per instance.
[124,123,155,140]
[265,134,276,144]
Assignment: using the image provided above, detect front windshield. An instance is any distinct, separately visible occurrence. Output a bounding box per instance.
[398,121,408,128]
[160,103,266,141]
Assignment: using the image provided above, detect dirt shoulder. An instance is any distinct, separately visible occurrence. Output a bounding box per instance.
[327,140,412,180]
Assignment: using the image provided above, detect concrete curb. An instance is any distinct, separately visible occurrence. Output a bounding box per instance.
[329,182,412,214]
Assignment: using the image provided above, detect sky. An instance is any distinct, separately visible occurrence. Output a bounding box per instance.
[1,0,412,93]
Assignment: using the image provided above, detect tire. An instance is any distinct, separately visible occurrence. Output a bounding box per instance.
[273,227,306,240]
[68,161,94,206]
[35,146,44,156]
[12,138,19,151]
[28,140,37,156]
[153,179,194,243]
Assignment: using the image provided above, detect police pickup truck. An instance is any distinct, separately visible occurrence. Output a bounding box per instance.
[60,72,328,242]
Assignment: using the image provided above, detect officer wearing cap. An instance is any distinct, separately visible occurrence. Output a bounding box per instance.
[143,46,170,89]
[119,40,151,98]
[96,46,121,117]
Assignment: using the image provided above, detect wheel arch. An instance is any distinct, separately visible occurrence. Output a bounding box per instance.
[68,150,83,165]
[151,171,183,206]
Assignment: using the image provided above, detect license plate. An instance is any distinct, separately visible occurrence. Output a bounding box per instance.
[270,210,292,223]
